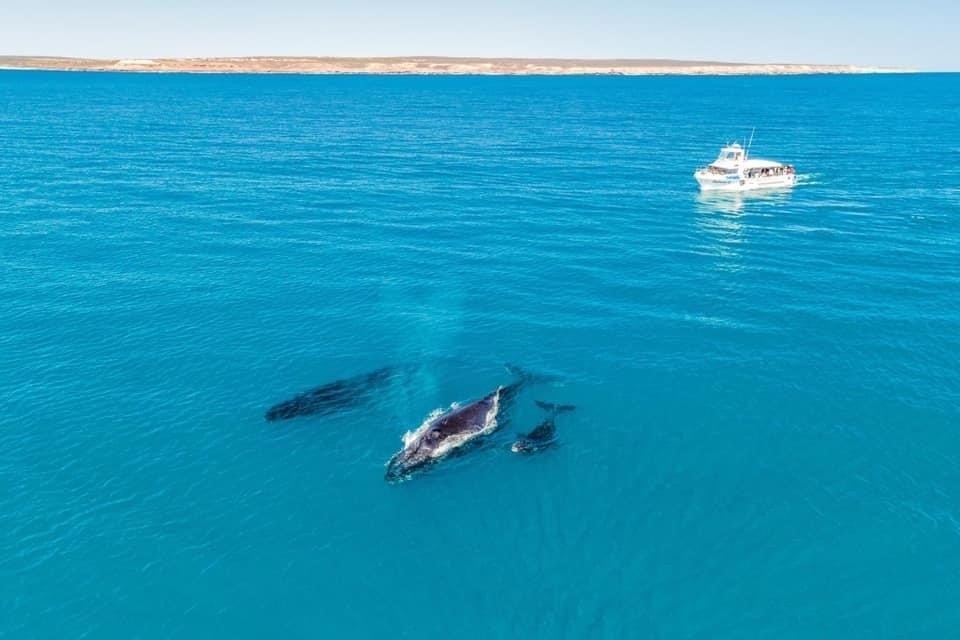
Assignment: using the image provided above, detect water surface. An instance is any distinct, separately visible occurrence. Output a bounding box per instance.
[1,72,959,639]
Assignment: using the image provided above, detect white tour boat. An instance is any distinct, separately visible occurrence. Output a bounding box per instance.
[694,141,796,192]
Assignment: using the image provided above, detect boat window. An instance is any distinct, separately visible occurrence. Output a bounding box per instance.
[725,151,740,160]
[708,165,738,174]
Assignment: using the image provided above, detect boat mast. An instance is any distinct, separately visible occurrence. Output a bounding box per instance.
[745,127,756,160]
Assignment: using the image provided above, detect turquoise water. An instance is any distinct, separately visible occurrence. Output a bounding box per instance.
[2,71,959,638]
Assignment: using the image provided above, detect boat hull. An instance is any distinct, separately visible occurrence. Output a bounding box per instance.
[695,171,796,192]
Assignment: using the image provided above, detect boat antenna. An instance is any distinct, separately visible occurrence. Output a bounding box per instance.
[746,127,756,159]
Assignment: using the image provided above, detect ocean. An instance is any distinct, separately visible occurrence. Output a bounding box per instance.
[1,71,958,638]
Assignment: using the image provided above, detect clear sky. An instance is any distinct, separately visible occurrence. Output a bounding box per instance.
[3,0,956,70]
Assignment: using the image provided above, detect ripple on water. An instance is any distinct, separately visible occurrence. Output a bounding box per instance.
[1,72,959,639]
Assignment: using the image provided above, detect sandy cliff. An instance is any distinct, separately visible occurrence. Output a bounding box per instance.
[0,56,902,75]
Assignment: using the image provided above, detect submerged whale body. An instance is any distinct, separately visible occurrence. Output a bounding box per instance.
[510,400,575,454]
[384,365,547,482]
[265,365,399,422]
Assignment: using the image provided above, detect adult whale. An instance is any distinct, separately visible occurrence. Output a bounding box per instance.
[510,401,575,454]
[384,365,546,481]
[266,365,405,421]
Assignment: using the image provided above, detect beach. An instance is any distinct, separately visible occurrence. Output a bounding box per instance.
[0,55,901,75]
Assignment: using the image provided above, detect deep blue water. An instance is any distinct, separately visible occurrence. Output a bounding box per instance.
[1,71,959,638]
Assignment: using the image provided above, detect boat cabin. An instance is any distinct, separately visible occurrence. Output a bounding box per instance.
[715,143,745,164]
[702,143,746,174]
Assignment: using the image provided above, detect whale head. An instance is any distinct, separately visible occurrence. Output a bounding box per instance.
[510,438,536,454]
[384,443,433,482]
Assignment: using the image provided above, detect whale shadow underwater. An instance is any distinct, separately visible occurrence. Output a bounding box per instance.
[265,365,411,422]
[384,365,559,482]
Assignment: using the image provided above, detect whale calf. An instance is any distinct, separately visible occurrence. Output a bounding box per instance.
[266,365,402,422]
[510,401,575,454]
[385,366,546,481]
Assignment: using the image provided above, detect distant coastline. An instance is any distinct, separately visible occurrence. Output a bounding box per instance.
[0,55,908,76]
